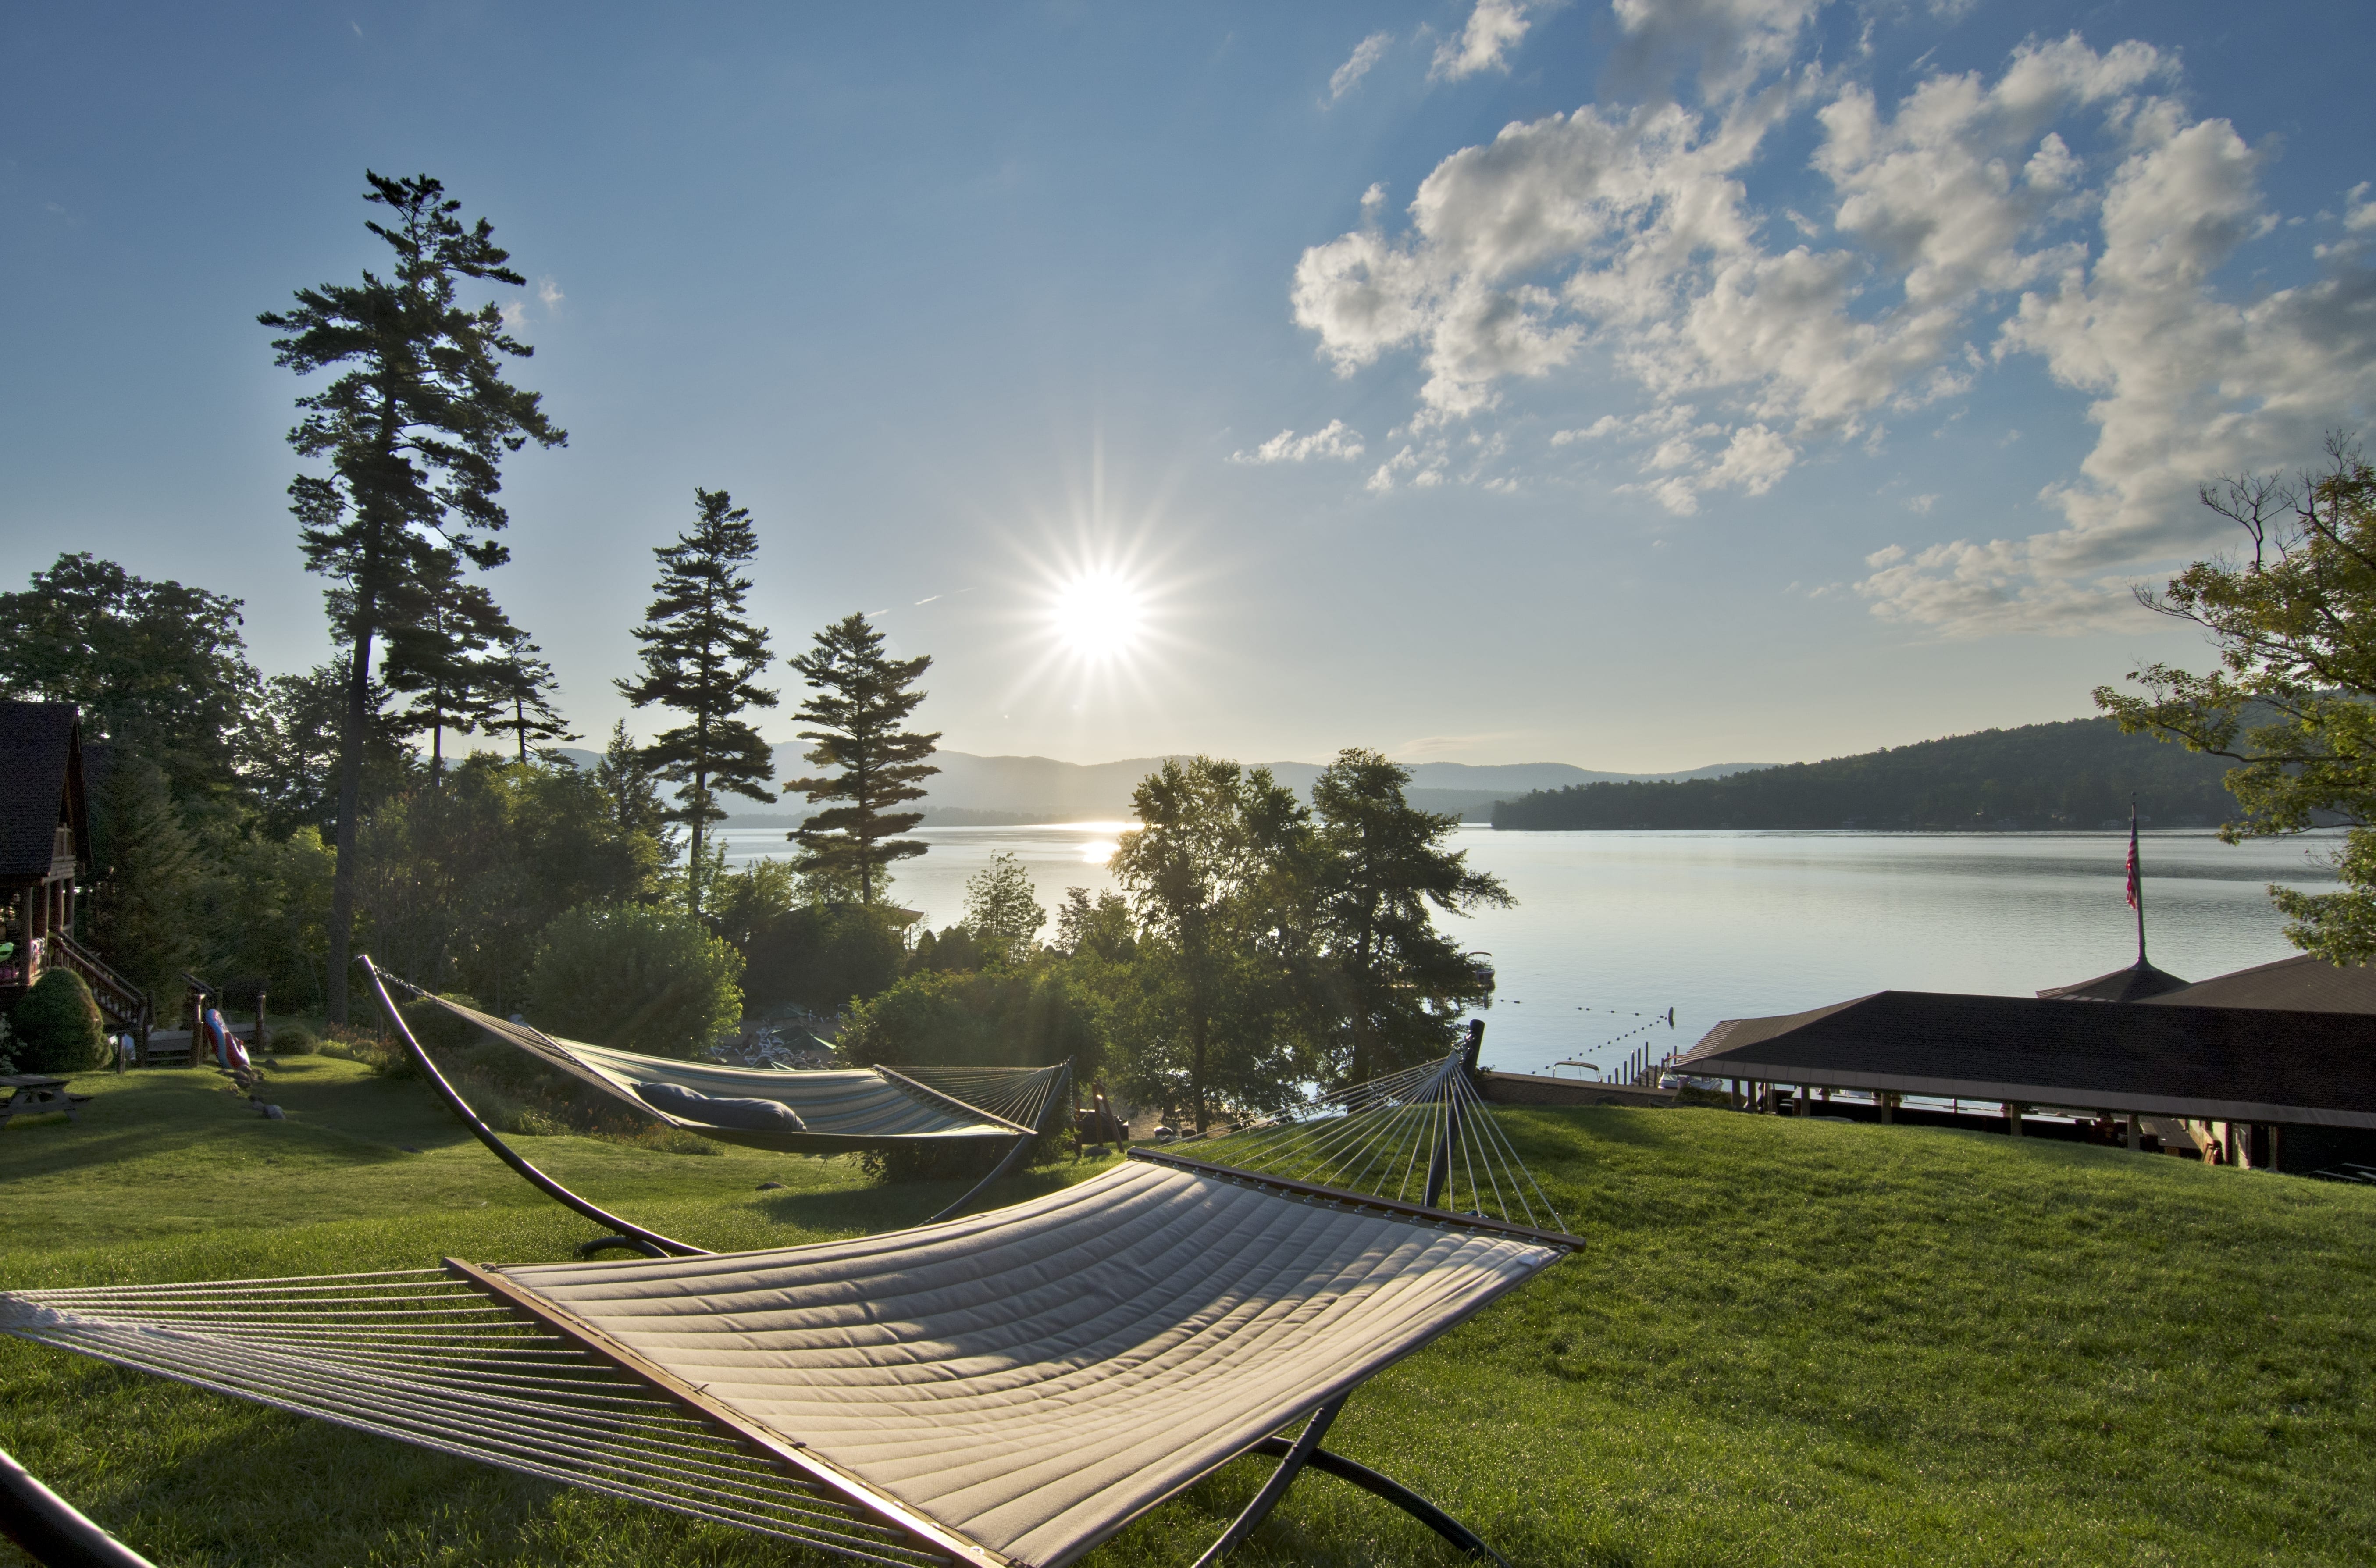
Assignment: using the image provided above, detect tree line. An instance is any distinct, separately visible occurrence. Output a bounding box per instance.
[0,173,935,1035]
[1492,717,2241,832]
[838,749,1508,1132]
[2,168,1511,1123]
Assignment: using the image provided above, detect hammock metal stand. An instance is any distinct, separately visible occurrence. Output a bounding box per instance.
[3,969,1575,1568]
[356,957,1072,1258]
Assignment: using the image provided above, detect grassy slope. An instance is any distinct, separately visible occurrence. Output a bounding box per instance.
[3,1066,2372,1567]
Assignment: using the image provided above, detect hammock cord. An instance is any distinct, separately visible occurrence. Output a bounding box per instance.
[374,967,1064,1147]
[0,1271,951,1568]
[1187,1048,1567,1234]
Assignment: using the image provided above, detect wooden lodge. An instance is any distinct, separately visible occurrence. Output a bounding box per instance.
[0,703,91,1001]
[0,701,152,1045]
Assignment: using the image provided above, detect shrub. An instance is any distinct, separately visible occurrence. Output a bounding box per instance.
[523,904,743,1059]
[10,969,111,1073]
[840,965,1107,1079]
[271,1026,318,1056]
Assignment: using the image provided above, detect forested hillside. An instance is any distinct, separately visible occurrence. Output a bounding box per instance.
[1492,718,2241,831]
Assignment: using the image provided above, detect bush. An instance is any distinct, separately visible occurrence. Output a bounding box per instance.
[9,969,111,1073]
[270,1026,318,1056]
[840,965,1107,1078]
[739,901,906,1014]
[523,903,743,1059]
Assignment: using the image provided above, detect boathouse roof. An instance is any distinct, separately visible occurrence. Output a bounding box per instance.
[1677,990,2376,1130]
[2145,952,2376,1014]
[2036,959,2191,1002]
[0,702,87,883]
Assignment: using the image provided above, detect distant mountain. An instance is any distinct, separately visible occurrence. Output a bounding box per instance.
[549,743,1775,825]
[1491,718,2237,832]
[695,750,1774,825]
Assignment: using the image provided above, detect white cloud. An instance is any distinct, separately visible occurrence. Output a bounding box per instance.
[1854,537,2149,635]
[1365,442,1449,492]
[1230,419,1367,464]
[537,277,565,306]
[1608,0,1823,103]
[1432,0,1535,82]
[1330,31,1394,101]
[2346,182,2376,232]
[1291,25,2376,631]
[1906,492,1938,513]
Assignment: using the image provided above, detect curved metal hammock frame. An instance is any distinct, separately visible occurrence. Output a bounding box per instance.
[0,990,1577,1568]
[359,957,1072,1255]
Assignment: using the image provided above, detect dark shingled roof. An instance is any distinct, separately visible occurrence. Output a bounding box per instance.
[2036,959,2191,1001]
[2146,952,2376,1014]
[1678,989,2376,1128]
[0,703,82,881]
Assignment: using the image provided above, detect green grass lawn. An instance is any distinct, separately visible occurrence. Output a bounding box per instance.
[4,1062,2373,1566]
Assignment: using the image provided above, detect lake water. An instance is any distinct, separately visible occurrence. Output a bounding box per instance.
[714,823,2343,1079]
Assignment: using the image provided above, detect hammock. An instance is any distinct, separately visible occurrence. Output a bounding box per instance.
[385,982,1068,1152]
[367,963,1072,1254]
[0,987,1578,1568]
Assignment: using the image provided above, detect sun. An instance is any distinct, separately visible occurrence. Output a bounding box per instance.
[1050,570,1143,659]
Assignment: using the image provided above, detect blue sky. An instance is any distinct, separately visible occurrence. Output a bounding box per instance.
[5,0,2373,771]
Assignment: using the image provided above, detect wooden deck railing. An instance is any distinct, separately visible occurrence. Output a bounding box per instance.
[46,934,153,1041]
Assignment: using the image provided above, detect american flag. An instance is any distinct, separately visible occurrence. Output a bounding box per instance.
[2124,807,2141,911]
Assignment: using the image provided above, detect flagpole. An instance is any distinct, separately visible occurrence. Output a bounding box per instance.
[2130,796,2147,966]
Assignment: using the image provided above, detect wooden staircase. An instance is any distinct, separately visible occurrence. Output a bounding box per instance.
[44,934,156,1058]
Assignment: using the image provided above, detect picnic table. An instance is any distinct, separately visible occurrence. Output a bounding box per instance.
[0,1074,89,1128]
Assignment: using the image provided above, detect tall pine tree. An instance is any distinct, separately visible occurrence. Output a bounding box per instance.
[379,550,517,788]
[614,488,777,916]
[784,613,939,905]
[86,756,205,1011]
[260,171,564,1020]
[478,630,574,763]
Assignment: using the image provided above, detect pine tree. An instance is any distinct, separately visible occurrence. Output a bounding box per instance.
[380,550,517,788]
[478,630,574,762]
[594,718,677,865]
[247,664,414,841]
[87,756,204,1010]
[784,614,940,905]
[614,488,778,916]
[260,171,565,1021]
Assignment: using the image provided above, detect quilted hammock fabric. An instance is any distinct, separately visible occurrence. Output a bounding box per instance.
[498,1158,1563,1566]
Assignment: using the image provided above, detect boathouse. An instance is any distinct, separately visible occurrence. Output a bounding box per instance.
[2145,952,2376,1012]
[1676,987,2376,1176]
